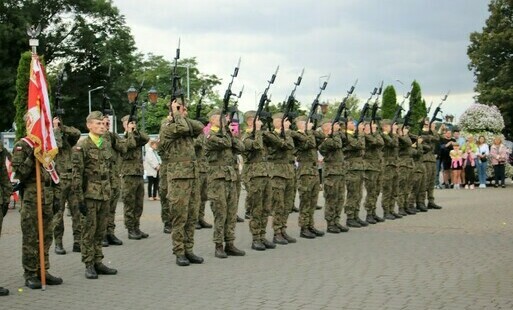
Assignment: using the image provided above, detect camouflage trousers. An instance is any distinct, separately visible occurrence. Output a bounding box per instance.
[209,179,237,244]
[323,174,345,226]
[345,170,364,219]
[397,166,414,211]
[106,185,120,235]
[247,176,271,241]
[364,170,381,212]
[381,166,398,213]
[159,165,170,226]
[197,172,208,220]
[168,178,199,256]
[409,165,426,206]
[297,174,320,229]
[122,175,144,231]
[80,199,108,265]
[21,184,54,278]
[271,177,295,234]
[423,161,436,204]
[53,177,80,244]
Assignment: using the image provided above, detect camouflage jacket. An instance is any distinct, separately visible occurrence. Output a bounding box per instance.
[419,131,439,163]
[194,134,208,174]
[397,134,414,168]
[381,132,399,167]
[205,128,243,181]
[159,114,204,180]
[241,130,270,181]
[411,140,424,172]
[12,138,56,204]
[121,130,149,176]
[290,130,323,176]
[104,131,131,188]
[342,132,365,171]
[72,135,112,202]
[263,130,295,179]
[54,125,81,179]
[318,133,345,176]
[0,145,12,205]
[363,132,384,171]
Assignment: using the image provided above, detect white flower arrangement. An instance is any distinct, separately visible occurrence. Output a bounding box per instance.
[458,103,505,134]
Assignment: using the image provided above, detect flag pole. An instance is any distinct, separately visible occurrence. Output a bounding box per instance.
[28,25,46,291]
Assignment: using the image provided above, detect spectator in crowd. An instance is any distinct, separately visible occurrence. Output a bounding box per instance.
[439,130,455,188]
[434,124,444,189]
[490,136,508,188]
[449,143,463,189]
[462,136,478,189]
[453,129,466,184]
[476,135,489,188]
[144,140,161,200]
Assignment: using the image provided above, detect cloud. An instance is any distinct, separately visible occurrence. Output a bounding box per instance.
[113,0,489,118]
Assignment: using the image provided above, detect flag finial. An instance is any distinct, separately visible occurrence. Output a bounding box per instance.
[27,24,41,53]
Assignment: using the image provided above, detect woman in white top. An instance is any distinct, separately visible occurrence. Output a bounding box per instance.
[476,135,490,188]
[144,140,161,200]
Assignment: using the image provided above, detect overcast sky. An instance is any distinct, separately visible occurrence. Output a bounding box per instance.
[113,0,490,120]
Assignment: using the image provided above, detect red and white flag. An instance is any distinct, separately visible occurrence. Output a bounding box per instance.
[24,53,59,184]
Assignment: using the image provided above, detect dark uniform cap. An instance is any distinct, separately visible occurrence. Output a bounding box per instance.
[208,109,221,117]
[87,111,104,122]
[272,112,284,119]
[295,115,307,123]
[244,110,257,119]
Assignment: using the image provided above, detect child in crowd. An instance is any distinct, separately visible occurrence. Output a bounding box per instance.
[450,143,463,189]
[462,136,477,189]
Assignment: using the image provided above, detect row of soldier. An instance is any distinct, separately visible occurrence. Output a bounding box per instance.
[0,96,442,292]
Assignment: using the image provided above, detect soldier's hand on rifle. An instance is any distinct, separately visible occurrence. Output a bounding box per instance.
[255,119,263,131]
[128,122,136,132]
[403,127,409,135]
[53,117,61,128]
[170,99,182,115]
[182,106,189,117]
[418,137,423,144]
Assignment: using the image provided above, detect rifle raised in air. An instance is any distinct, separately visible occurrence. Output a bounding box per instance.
[306,74,330,132]
[370,80,384,133]
[428,90,450,133]
[220,57,241,134]
[332,79,358,136]
[281,68,304,136]
[355,86,378,135]
[253,66,279,136]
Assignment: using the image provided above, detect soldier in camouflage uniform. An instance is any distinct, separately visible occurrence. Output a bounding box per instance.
[318,120,349,234]
[157,117,172,234]
[265,113,297,245]
[342,119,366,228]
[396,123,416,216]
[101,116,126,246]
[120,115,150,240]
[72,111,118,279]
[12,116,63,289]
[160,99,204,266]
[362,122,384,225]
[290,116,325,239]
[380,120,400,220]
[420,120,443,210]
[409,134,428,212]
[52,117,81,255]
[241,111,275,251]
[194,133,212,229]
[205,110,245,258]
[0,143,12,295]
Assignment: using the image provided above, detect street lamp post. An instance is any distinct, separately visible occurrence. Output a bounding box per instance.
[88,86,104,114]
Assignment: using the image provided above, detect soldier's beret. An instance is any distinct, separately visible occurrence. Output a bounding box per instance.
[87,111,104,122]
[208,109,221,117]
[272,112,284,119]
[295,115,307,123]
[121,115,130,123]
[244,110,256,119]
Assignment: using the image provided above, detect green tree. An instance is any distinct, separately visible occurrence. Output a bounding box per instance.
[381,85,397,119]
[13,51,32,140]
[467,0,513,138]
[408,80,427,132]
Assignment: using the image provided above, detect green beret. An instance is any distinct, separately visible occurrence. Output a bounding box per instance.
[87,111,104,122]
[244,110,256,119]
[272,112,284,119]
[208,109,221,117]
[295,115,307,123]
[121,115,130,123]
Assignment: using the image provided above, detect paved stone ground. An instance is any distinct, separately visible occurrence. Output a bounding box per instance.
[1,185,513,310]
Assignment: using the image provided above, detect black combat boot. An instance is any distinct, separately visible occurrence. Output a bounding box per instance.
[163,223,172,234]
[365,214,377,224]
[128,229,142,240]
[390,210,403,219]
[336,223,349,232]
[95,263,117,275]
[346,218,362,228]
[428,202,442,210]
[176,255,190,266]
[309,227,325,237]
[73,242,81,253]
[55,242,66,255]
[316,205,323,210]
[398,208,408,217]
[25,275,42,289]
[355,217,369,227]
[300,228,316,239]
[185,252,204,264]
[43,272,63,285]
[251,240,266,251]
[384,211,395,220]
[136,227,149,239]
[405,206,417,215]
[236,215,245,223]
[215,243,228,258]
[107,234,123,245]
[195,222,202,230]
[102,238,109,247]
[262,238,276,249]
[198,218,212,228]
[273,233,289,245]
[417,203,428,212]
[373,213,385,222]
[291,206,299,213]
[244,211,251,219]
[225,242,246,256]
[85,265,98,279]
[282,230,297,243]
[0,287,9,296]
[327,225,341,234]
